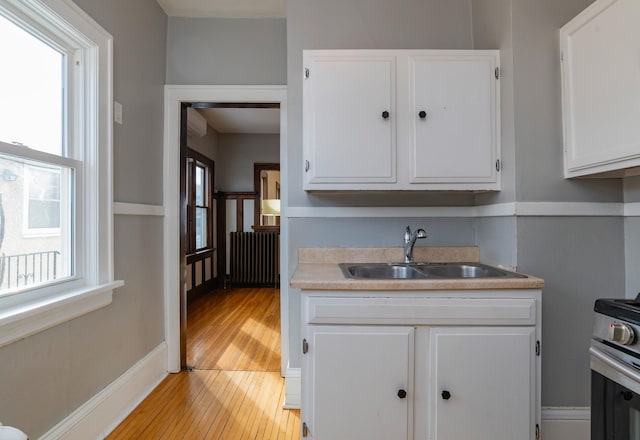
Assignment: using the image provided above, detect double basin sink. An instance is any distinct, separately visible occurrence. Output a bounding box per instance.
[339,262,526,280]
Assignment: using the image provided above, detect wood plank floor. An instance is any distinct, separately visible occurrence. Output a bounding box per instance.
[107,288,300,440]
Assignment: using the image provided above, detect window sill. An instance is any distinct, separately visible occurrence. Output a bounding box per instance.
[0,280,124,349]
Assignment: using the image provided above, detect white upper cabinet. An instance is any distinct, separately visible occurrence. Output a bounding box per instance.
[560,0,640,178]
[303,50,501,191]
[409,54,499,186]
[303,53,397,184]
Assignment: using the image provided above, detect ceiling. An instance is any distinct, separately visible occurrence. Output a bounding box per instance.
[156,0,286,18]
[197,107,280,134]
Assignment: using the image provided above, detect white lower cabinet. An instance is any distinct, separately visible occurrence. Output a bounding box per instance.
[304,326,414,439]
[425,327,535,440]
[301,291,541,440]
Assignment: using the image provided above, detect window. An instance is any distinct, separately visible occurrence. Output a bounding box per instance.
[24,165,63,233]
[186,148,213,255]
[0,0,119,348]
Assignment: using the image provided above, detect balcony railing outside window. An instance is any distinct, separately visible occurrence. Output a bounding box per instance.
[0,250,60,291]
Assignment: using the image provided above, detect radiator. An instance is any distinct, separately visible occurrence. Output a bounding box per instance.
[229,231,279,287]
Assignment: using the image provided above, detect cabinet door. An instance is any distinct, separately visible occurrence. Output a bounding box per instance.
[304,326,413,440]
[303,52,397,188]
[429,327,535,440]
[560,0,640,177]
[409,53,499,188]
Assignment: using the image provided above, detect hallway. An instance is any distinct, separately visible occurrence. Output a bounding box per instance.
[107,288,300,439]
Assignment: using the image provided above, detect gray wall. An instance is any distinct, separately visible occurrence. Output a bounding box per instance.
[217,133,280,192]
[0,0,168,437]
[188,127,220,186]
[625,177,640,298]
[471,0,516,206]
[79,0,167,206]
[518,217,625,405]
[166,18,287,85]
[470,0,628,408]
[477,216,517,268]
[187,126,219,162]
[510,0,620,203]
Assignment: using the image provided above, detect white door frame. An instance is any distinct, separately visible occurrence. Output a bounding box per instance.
[163,85,289,375]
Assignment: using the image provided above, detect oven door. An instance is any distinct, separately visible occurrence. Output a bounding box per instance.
[591,341,640,439]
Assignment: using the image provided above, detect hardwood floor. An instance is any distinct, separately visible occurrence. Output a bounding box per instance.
[107,288,300,440]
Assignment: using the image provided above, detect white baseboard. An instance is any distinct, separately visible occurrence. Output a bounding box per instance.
[283,367,301,409]
[40,342,168,440]
[541,407,590,440]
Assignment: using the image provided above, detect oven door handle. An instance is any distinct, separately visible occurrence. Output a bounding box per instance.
[590,345,640,383]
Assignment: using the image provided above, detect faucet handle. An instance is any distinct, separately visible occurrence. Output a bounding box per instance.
[416,228,427,238]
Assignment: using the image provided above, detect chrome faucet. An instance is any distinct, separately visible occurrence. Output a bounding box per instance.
[404,225,427,263]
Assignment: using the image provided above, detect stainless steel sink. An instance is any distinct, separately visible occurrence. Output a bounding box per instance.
[420,263,526,279]
[339,262,526,280]
[341,263,428,279]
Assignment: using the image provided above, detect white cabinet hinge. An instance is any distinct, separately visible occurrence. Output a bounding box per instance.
[305,68,310,79]
[495,67,501,80]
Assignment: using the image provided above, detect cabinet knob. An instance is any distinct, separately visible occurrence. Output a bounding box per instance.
[441,390,451,400]
[397,389,407,399]
[382,110,390,119]
[418,110,427,119]
[622,390,634,401]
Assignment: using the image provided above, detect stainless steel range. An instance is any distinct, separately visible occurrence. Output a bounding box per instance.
[591,297,640,439]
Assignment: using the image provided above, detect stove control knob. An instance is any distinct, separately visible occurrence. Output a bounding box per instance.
[609,323,635,345]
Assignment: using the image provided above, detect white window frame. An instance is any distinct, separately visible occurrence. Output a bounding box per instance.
[0,0,123,348]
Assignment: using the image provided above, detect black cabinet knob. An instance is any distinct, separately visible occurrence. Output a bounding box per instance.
[382,111,390,119]
[397,389,407,399]
[441,390,451,400]
[622,390,634,401]
[418,110,427,119]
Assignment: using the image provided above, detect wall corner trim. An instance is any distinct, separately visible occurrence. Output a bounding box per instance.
[283,367,301,409]
[40,342,168,440]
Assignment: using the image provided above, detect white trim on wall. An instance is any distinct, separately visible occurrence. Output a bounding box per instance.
[625,202,640,217]
[40,342,168,440]
[514,202,623,216]
[284,367,301,409]
[287,206,478,218]
[163,85,288,375]
[541,407,590,440]
[113,202,165,216]
[287,202,630,218]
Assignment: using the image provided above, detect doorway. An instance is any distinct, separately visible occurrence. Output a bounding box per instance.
[163,86,289,382]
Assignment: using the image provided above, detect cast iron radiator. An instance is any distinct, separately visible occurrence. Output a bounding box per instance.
[229,231,279,287]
